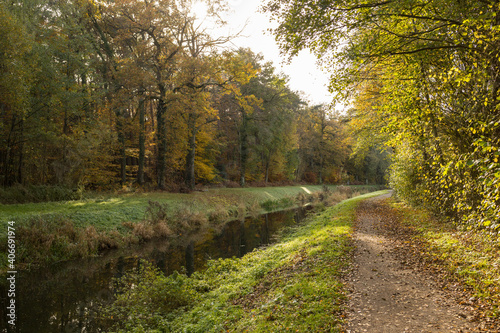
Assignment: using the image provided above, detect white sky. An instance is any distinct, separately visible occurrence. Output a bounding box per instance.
[194,0,334,106]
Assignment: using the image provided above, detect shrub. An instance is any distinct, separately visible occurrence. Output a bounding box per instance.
[223,180,241,188]
[144,200,170,224]
[172,207,208,233]
[296,192,310,205]
[0,215,128,266]
[101,261,199,331]
[208,204,230,224]
[337,185,353,198]
[325,192,349,206]
[0,184,80,204]
[142,201,208,238]
[260,197,294,211]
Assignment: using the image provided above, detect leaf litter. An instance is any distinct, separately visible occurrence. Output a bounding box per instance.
[345,193,499,332]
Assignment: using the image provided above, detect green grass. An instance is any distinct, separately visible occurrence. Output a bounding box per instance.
[0,185,379,236]
[0,185,383,270]
[101,190,389,333]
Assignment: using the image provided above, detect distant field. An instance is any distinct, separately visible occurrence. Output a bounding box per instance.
[0,185,380,237]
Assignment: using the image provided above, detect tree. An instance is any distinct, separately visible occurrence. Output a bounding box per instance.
[94,0,193,189]
[2,0,382,194]
[265,0,500,227]
[1,0,107,187]
[214,49,262,186]
[173,20,249,190]
[0,2,33,186]
[295,105,349,183]
[251,64,301,184]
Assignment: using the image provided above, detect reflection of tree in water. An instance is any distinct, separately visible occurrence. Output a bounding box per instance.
[185,241,195,276]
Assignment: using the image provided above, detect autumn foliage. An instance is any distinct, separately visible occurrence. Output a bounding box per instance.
[265,0,500,230]
[0,0,385,200]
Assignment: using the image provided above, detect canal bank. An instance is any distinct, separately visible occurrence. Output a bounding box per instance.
[99,191,389,333]
[0,185,382,269]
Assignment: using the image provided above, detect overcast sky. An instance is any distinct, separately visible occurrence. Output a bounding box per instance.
[194,0,334,106]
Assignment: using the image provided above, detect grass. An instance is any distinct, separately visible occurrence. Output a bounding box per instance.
[0,185,381,237]
[389,200,500,322]
[0,185,383,269]
[100,190,389,333]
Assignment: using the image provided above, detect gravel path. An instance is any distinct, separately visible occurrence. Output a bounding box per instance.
[345,194,478,332]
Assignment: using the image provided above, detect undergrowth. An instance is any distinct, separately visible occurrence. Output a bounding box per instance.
[0,215,125,268]
[0,184,83,204]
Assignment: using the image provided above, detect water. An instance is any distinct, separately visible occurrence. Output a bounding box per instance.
[0,207,310,333]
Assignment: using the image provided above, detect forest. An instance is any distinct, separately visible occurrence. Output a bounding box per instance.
[0,0,388,199]
[2,0,500,332]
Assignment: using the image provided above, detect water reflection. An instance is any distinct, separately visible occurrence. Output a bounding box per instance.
[0,207,309,333]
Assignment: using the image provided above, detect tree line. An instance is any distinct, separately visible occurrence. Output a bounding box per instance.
[0,0,389,192]
[265,0,500,230]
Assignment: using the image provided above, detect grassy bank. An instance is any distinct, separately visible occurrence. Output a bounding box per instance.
[100,191,389,333]
[388,200,500,326]
[0,185,383,269]
[1,185,379,233]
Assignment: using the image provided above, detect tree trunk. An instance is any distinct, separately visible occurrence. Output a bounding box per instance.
[116,112,126,185]
[239,110,248,187]
[319,111,326,185]
[156,84,167,190]
[264,156,270,184]
[16,117,24,184]
[318,154,324,184]
[137,98,146,185]
[185,113,197,190]
[2,113,17,186]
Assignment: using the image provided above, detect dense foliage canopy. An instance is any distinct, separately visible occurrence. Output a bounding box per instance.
[0,0,388,195]
[265,0,500,230]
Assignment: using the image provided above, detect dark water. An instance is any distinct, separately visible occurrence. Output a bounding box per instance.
[0,207,310,333]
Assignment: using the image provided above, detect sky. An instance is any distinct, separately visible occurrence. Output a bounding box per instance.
[194,0,334,106]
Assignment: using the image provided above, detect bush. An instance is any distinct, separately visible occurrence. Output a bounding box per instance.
[337,185,353,198]
[101,261,199,331]
[141,201,208,239]
[0,215,126,266]
[0,184,80,204]
[208,204,230,223]
[260,197,294,211]
[388,146,426,207]
[223,180,241,188]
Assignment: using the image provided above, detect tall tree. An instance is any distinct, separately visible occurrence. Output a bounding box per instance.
[0,3,33,186]
[250,65,301,184]
[296,105,348,183]
[173,21,246,190]
[94,0,191,189]
[215,49,262,186]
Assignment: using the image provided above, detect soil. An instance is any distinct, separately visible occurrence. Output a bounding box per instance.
[345,193,489,333]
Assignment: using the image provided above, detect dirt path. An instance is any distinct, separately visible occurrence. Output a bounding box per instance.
[345,194,479,333]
